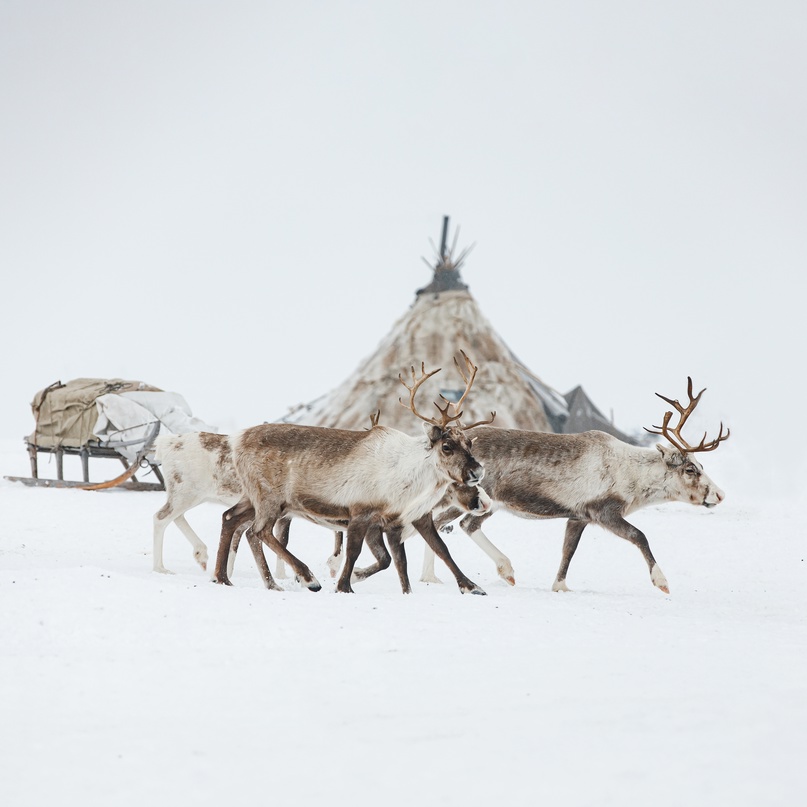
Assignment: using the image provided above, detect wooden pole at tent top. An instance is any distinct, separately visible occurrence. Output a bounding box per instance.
[440,215,449,260]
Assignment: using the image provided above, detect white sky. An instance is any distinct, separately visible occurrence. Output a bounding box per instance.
[2,1,805,494]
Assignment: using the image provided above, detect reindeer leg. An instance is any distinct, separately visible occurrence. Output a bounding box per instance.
[227,521,250,578]
[460,512,515,586]
[153,504,207,575]
[553,519,587,592]
[352,526,392,583]
[385,525,411,594]
[172,514,209,573]
[241,518,290,579]
[256,527,321,592]
[411,513,485,595]
[326,531,344,578]
[152,507,175,575]
[213,500,254,585]
[337,518,375,594]
[593,506,669,594]
[420,543,441,584]
[422,506,461,582]
[245,522,284,591]
[273,517,291,580]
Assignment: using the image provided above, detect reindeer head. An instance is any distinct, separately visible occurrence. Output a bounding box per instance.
[399,351,495,488]
[645,377,728,507]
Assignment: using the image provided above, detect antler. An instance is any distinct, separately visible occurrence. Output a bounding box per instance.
[443,350,496,430]
[644,377,730,453]
[450,350,477,416]
[364,410,381,430]
[461,412,497,430]
[398,363,461,428]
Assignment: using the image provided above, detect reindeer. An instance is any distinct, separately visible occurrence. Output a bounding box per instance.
[152,432,241,574]
[212,354,495,595]
[241,412,494,588]
[152,430,348,578]
[151,414,490,585]
[421,378,728,594]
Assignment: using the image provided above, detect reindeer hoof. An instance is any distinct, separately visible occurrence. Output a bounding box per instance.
[552,580,570,592]
[212,576,233,586]
[461,583,486,596]
[651,565,670,594]
[294,573,321,592]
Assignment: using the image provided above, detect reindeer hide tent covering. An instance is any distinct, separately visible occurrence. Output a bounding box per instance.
[284,289,564,435]
[281,218,637,442]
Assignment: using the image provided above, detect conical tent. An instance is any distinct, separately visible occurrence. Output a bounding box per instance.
[281,218,570,437]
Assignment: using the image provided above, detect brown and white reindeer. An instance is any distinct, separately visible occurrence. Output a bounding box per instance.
[151,415,491,585]
[212,355,495,595]
[421,377,729,594]
[260,410,494,588]
[153,429,352,578]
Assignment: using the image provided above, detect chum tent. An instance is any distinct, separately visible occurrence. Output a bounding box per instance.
[282,217,638,444]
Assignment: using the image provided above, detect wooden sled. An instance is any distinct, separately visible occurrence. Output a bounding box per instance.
[4,422,165,492]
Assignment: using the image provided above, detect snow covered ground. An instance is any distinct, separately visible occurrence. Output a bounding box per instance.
[1,438,804,807]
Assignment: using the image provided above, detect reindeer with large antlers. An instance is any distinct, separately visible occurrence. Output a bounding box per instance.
[422,377,728,594]
[212,354,494,594]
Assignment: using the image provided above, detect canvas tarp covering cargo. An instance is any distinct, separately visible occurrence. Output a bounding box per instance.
[28,378,216,459]
[29,379,162,449]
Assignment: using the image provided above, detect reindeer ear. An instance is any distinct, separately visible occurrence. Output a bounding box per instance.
[422,422,443,444]
[656,443,683,466]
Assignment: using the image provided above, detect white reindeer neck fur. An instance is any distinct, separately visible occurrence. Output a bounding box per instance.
[323,426,451,524]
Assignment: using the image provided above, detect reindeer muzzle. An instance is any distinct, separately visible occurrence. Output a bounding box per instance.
[470,494,491,514]
[702,488,725,508]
